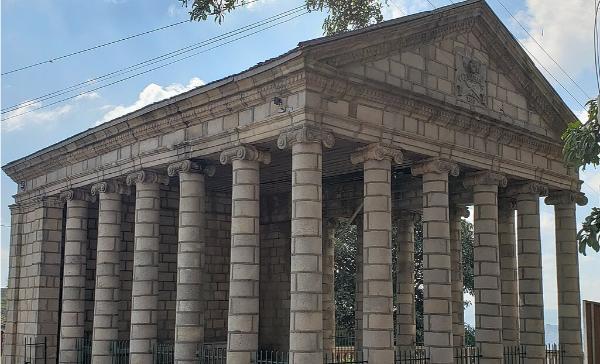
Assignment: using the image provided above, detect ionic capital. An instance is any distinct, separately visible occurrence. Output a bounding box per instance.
[350,143,403,165]
[90,180,130,196]
[411,158,460,177]
[463,171,507,189]
[276,125,335,150]
[59,189,95,203]
[219,145,271,165]
[167,160,216,177]
[545,190,588,206]
[504,181,549,197]
[125,170,169,186]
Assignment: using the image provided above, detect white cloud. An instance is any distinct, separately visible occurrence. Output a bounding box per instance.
[382,0,432,20]
[95,77,205,126]
[74,92,100,101]
[516,0,594,78]
[1,102,73,132]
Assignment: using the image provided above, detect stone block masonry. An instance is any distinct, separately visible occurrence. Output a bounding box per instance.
[498,198,519,346]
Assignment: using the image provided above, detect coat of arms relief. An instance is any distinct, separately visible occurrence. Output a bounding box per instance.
[456,54,487,105]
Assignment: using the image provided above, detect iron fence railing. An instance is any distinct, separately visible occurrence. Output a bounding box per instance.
[545,344,565,364]
[454,346,481,364]
[395,347,429,363]
[503,345,526,364]
[24,336,47,364]
[251,350,289,364]
[324,350,367,364]
[110,339,129,364]
[76,336,92,364]
[153,342,174,364]
[334,329,356,348]
[197,342,227,364]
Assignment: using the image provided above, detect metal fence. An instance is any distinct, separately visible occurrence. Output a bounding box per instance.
[251,350,289,364]
[324,350,367,364]
[395,347,429,363]
[197,342,227,364]
[75,337,92,364]
[24,336,47,364]
[153,342,174,364]
[545,344,564,364]
[503,345,525,364]
[454,346,481,364]
[110,340,129,364]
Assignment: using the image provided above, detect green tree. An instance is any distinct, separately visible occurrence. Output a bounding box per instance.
[562,99,600,255]
[178,0,386,35]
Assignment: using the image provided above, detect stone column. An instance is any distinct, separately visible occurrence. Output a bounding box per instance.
[323,219,337,353]
[220,145,271,364]
[507,182,548,364]
[396,212,418,349]
[90,180,129,363]
[464,171,507,363]
[450,205,468,347]
[351,143,403,364]
[278,125,335,364]
[545,191,587,364]
[355,216,364,351]
[126,170,169,363]
[498,198,519,346]
[58,189,94,364]
[168,161,215,364]
[411,158,459,364]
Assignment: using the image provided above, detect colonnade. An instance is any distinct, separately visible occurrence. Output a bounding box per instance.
[54,128,586,364]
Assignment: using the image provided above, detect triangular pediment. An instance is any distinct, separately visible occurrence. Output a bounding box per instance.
[300,0,575,143]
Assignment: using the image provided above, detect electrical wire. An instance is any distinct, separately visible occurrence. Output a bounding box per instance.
[1,10,308,122]
[1,6,306,115]
[0,0,262,76]
[493,0,592,101]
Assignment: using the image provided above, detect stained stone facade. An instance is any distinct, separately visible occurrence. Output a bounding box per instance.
[1,1,588,364]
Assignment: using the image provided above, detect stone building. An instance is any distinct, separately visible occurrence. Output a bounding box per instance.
[1,1,588,363]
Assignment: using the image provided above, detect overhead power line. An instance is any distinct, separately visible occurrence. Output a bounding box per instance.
[1,6,306,115]
[1,9,308,122]
[493,0,592,102]
[0,0,262,76]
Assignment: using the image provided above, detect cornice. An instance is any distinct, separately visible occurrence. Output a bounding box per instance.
[277,125,336,150]
[219,145,272,165]
[350,143,404,165]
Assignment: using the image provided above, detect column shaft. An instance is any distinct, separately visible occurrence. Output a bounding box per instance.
[174,170,207,364]
[449,207,464,347]
[549,194,585,363]
[499,200,519,346]
[227,159,261,364]
[323,221,336,353]
[59,196,90,363]
[91,191,122,363]
[355,217,364,352]
[129,180,162,363]
[289,141,324,364]
[412,159,458,364]
[472,183,503,362]
[516,192,545,364]
[396,215,416,349]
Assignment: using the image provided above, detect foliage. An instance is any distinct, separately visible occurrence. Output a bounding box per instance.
[178,0,386,35]
[464,324,475,347]
[578,207,600,255]
[562,99,600,255]
[333,215,475,344]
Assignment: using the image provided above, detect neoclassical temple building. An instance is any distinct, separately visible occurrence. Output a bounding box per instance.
[2,1,588,363]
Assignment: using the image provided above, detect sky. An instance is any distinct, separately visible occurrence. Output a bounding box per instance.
[1,0,599,330]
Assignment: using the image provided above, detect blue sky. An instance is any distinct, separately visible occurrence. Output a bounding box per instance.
[1,0,599,328]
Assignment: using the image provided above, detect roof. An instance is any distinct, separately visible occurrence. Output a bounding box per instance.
[2,0,576,180]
